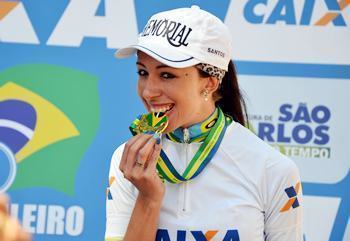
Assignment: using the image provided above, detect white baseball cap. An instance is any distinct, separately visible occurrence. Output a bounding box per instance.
[115,5,232,71]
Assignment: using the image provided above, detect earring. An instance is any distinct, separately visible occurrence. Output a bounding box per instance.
[202,89,209,101]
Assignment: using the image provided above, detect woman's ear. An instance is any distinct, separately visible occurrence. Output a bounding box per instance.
[204,76,220,95]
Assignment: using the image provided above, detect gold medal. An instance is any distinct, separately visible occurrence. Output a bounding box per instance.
[130,112,169,135]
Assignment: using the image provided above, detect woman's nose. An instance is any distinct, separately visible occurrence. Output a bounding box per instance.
[141,77,161,99]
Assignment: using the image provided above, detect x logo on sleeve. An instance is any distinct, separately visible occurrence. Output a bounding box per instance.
[280,182,301,212]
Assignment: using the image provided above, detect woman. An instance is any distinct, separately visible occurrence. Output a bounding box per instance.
[105,6,303,241]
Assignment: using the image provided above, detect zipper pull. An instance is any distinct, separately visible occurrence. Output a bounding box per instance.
[183,128,190,143]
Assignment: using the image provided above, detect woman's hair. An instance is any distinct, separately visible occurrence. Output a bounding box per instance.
[198,60,248,126]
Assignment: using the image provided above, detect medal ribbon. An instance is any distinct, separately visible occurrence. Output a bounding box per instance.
[157,108,230,183]
[166,108,218,143]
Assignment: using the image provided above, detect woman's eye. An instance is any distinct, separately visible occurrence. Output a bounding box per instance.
[137,69,148,76]
[161,72,175,79]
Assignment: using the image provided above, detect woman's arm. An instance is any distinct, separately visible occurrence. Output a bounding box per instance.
[264,154,303,241]
[122,193,162,241]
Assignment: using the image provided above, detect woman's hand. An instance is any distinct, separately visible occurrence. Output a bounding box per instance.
[0,195,31,241]
[119,133,165,204]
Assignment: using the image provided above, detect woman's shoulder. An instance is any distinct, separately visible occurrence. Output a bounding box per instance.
[220,122,298,172]
[219,122,301,197]
[221,122,277,157]
[110,142,127,166]
[112,142,126,155]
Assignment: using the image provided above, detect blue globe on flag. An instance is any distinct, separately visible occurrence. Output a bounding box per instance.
[0,99,37,192]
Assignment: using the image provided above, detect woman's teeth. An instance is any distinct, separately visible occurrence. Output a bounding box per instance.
[151,105,173,114]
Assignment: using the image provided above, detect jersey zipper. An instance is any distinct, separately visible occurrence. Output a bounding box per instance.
[183,128,190,143]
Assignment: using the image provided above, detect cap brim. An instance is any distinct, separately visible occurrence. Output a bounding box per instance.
[115,43,201,68]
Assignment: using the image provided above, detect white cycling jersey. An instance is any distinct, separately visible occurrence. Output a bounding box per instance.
[105,122,303,241]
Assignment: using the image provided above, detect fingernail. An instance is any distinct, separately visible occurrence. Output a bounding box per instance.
[144,131,155,135]
[153,133,161,144]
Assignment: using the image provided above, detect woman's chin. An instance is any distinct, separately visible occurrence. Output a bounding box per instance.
[163,124,176,134]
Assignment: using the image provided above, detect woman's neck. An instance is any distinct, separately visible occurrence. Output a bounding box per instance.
[181,104,216,129]
[168,107,218,143]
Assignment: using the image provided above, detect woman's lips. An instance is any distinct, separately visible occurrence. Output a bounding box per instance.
[150,104,174,114]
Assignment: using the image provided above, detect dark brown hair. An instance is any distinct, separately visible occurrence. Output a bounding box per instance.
[198,60,248,126]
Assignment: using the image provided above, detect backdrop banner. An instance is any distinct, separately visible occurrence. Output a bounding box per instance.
[0,1,349,241]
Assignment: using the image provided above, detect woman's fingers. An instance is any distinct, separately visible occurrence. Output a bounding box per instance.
[119,133,165,202]
[136,136,157,167]
[128,136,157,180]
[119,132,164,202]
[146,142,162,172]
[119,134,145,173]
[123,134,153,178]
[122,133,162,183]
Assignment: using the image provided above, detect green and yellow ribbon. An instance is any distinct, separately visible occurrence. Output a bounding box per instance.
[129,108,231,183]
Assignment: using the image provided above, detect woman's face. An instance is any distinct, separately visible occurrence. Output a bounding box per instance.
[137,51,216,132]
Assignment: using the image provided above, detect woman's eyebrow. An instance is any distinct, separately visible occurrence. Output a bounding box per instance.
[136,62,171,70]
[136,61,145,67]
[156,65,171,69]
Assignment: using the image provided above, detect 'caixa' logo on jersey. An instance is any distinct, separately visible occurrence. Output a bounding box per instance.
[156,229,239,241]
[244,0,349,26]
[254,103,331,159]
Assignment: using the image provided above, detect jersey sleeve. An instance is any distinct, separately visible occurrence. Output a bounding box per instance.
[105,144,137,241]
[264,153,303,241]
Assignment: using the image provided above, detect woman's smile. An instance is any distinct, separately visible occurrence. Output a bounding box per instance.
[137,51,216,132]
[148,103,174,114]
